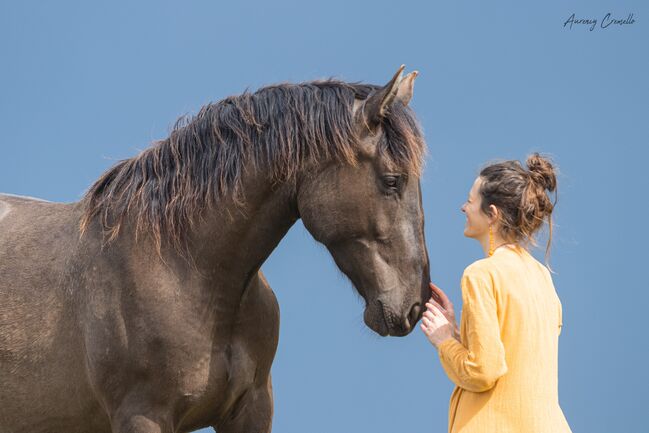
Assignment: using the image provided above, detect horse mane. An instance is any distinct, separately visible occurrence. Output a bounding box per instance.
[80,79,426,255]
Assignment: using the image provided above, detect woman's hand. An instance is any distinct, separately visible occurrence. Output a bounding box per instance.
[420,303,455,347]
[427,282,460,341]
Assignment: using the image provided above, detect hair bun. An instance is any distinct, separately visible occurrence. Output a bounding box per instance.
[526,152,557,192]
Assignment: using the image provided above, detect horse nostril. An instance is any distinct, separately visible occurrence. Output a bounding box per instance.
[405,303,422,330]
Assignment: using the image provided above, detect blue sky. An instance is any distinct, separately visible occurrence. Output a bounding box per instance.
[1,1,647,432]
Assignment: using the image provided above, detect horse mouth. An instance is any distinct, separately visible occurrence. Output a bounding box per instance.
[376,299,413,337]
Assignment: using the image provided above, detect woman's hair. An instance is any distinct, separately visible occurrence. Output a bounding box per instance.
[478,152,558,266]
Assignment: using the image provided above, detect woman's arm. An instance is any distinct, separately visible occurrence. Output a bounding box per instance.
[437,270,508,393]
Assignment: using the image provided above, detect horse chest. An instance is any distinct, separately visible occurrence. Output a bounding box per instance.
[179,307,279,426]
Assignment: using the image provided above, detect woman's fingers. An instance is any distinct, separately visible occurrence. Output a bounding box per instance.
[421,315,438,331]
[421,316,435,333]
[421,310,448,340]
[429,304,451,325]
[425,305,445,322]
[428,282,444,303]
[430,282,454,311]
[423,311,441,325]
[426,300,445,313]
[429,282,448,304]
[425,303,444,319]
[425,307,439,317]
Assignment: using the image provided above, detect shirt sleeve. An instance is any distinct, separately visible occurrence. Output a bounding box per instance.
[437,269,508,393]
[558,299,563,336]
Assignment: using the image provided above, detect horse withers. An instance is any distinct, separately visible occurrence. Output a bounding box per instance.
[0,66,430,433]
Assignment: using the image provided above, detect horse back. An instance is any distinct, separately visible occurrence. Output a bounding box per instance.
[0,194,105,432]
[0,193,83,358]
[0,193,81,305]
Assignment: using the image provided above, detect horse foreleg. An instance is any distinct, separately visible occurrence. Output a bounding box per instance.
[109,396,174,433]
[111,414,171,433]
[215,377,274,433]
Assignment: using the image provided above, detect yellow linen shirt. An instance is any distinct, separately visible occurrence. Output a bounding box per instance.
[437,245,571,433]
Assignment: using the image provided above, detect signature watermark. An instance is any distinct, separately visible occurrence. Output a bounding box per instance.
[563,13,636,31]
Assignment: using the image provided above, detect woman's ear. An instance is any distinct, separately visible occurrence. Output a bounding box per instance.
[488,204,500,224]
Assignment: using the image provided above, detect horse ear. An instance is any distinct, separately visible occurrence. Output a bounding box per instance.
[362,65,405,128]
[395,70,418,106]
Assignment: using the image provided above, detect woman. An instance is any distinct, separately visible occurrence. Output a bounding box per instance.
[420,153,572,433]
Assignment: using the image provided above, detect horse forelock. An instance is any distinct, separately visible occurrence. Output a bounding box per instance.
[80,79,426,255]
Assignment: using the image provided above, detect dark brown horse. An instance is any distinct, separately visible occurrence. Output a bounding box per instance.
[0,66,430,433]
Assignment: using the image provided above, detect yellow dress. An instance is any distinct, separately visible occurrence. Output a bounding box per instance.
[437,245,571,433]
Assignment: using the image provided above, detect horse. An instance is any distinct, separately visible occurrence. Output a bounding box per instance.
[0,66,431,433]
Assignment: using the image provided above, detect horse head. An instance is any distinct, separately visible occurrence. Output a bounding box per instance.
[298,66,430,336]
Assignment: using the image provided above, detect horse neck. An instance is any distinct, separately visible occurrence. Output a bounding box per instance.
[185,166,300,283]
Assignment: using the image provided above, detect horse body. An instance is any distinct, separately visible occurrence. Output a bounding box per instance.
[0,196,109,433]
[0,172,287,433]
[0,67,430,433]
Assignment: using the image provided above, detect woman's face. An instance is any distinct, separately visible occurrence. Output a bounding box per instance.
[461,177,492,239]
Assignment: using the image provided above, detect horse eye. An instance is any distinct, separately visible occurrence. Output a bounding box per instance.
[382,175,401,192]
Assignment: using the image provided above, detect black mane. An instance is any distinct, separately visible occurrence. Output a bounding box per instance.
[80,79,425,254]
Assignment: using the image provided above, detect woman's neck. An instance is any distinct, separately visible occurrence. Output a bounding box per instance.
[479,232,517,258]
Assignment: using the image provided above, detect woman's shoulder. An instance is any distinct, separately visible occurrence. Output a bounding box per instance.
[461,259,494,288]
[462,256,494,278]
[463,248,557,293]
[460,249,525,285]
[459,260,497,301]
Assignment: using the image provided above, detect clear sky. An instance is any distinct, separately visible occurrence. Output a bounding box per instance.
[1,1,647,432]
